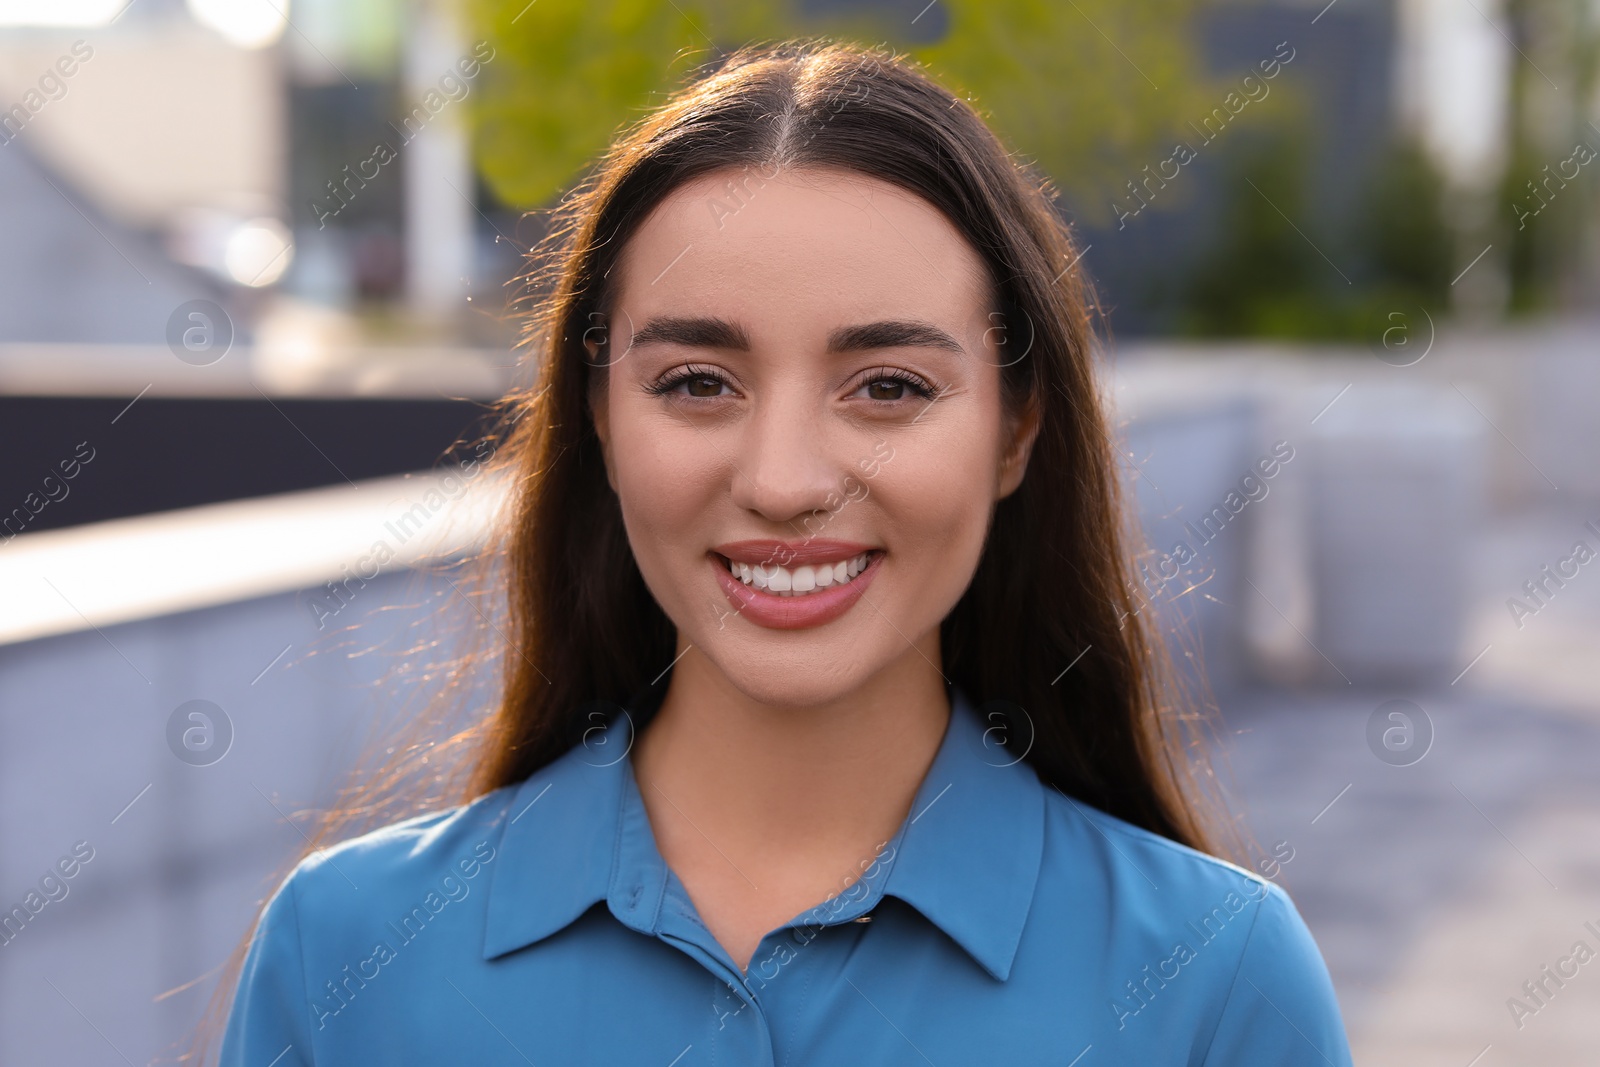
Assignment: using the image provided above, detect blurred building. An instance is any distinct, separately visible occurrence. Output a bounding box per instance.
[0,0,522,352]
[0,0,520,536]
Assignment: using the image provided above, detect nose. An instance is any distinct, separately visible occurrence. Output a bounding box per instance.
[727,395,843,527]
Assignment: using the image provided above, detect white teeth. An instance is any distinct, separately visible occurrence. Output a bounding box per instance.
[726,552,872,596]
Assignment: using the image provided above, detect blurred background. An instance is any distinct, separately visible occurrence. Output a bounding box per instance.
[2,0,1598,1063]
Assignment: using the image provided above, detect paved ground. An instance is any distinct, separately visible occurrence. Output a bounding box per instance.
[1218,501,1600,1066]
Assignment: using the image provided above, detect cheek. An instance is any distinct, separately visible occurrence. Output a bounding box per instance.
[607,401,723,575]
[874,417,1001,593]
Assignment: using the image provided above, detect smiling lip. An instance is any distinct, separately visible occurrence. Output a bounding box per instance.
[710,539,881,630]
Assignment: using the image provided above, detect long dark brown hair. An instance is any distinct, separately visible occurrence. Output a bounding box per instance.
[186,37,1237,1065]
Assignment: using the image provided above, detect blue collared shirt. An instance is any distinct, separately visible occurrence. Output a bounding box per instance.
[221,688,1352,1065]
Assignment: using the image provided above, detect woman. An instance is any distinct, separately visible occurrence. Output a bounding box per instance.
[216,40,1351,1065]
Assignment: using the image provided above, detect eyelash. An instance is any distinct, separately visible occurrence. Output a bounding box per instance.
[647,365,939,402]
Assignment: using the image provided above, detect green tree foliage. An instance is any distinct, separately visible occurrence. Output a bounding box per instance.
[465,0,1224,217]
[1175,129,1455,341]
[1499,140,1584,314]
[911,0,1216,223]
[1359,138,1454,308]
[1495,0,1599,314]
[1175,128,1328,338]
[462,0,1477,341]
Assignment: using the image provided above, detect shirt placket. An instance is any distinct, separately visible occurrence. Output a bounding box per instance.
[608,746,912,1065]
[610,763,781,1065]
[654,876,777,1066]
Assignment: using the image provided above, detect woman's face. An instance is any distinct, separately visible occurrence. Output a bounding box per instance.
[591,166,1035,709]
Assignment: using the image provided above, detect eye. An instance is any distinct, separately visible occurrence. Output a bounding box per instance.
[649,364,733,399]
[851,368,936,403]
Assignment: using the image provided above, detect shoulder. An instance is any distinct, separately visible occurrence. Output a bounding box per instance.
[1035,790,1350,1062]
[222,788,525,1062]
[1039,785,1285,912]
[268,785,518,934]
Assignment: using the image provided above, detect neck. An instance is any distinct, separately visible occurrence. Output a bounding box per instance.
[631,633,951,864]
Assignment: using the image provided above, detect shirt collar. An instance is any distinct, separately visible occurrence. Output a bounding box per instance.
[482,685,1046,982]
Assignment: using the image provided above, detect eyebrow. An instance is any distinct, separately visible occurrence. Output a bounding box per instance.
[627,316,964,354]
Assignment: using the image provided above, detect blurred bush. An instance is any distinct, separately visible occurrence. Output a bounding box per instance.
[1174,127,1455,341]
[461,0,1599,340]
[1496,0,1600,314]
[465,0,1225,216]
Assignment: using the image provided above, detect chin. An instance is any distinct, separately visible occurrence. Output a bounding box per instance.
[696,627,885,710]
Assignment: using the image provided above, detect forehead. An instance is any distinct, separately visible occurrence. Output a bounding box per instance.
[609,167,994,327]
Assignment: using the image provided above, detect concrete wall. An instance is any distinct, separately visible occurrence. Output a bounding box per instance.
[0,568,476,1065]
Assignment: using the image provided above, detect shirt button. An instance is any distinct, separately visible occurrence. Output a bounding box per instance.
[853,912,873,923]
